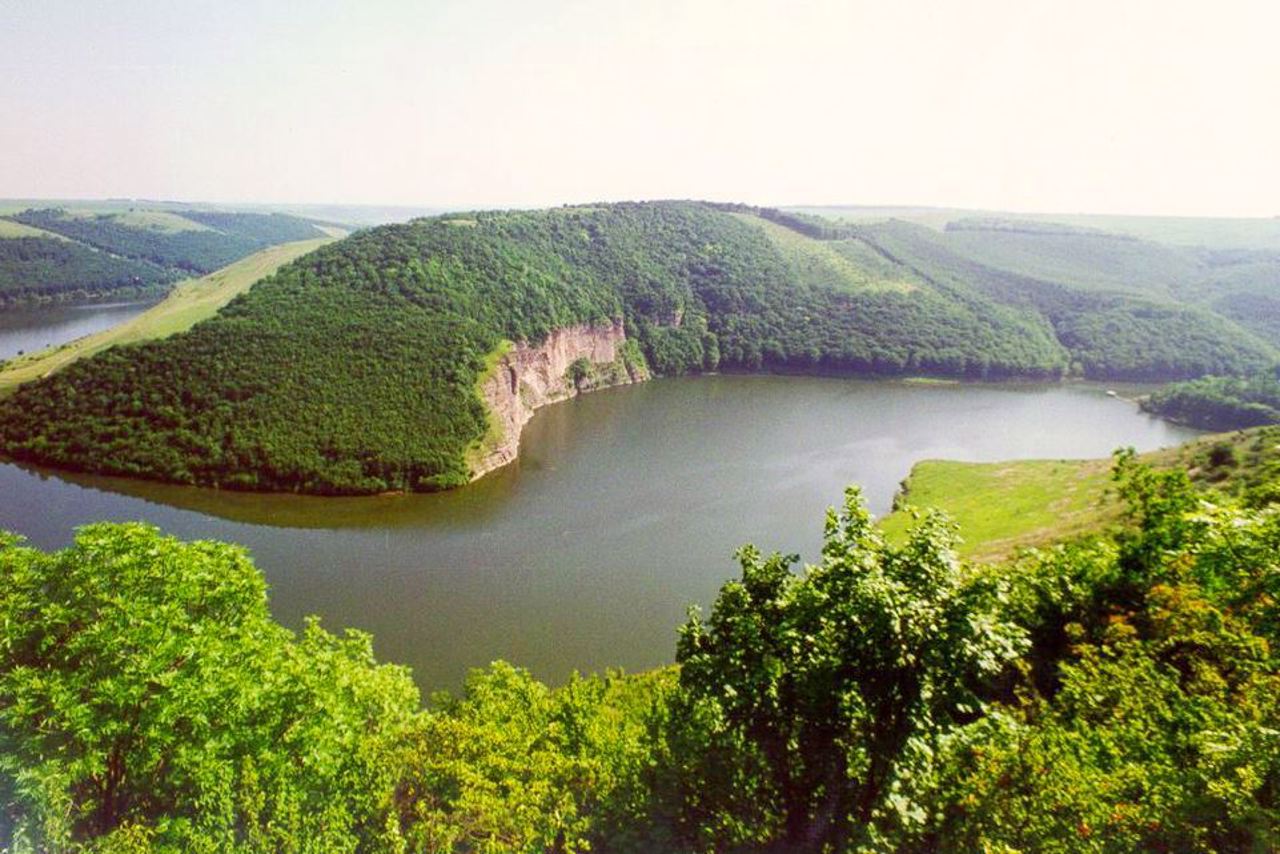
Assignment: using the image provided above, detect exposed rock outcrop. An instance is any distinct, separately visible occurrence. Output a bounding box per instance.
[469,319,648,479]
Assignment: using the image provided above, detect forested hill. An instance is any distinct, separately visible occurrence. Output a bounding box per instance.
[0,206,330,307]
[1141,370,1280,430]
[794,207,1280,363]
[851,219,1277,380]
[0,201,1271,494]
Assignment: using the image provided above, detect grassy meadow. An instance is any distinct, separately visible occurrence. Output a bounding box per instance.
[110,209,214,232]
[0,219,64,239]
[879,457,1117,561]
[880,426,1280,561]
[729,212,917,293]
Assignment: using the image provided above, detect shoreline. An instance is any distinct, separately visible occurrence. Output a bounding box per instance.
[0,370,1188,501]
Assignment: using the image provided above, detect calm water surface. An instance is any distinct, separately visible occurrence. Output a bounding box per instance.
[0,376,1200,689]
[0,300,157,359]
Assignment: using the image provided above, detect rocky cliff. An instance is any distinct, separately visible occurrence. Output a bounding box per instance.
[470,319,649,479]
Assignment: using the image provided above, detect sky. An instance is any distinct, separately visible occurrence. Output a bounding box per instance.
[1,0,1277,216]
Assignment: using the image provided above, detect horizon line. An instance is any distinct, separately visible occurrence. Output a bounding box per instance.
[1,196,1277,222]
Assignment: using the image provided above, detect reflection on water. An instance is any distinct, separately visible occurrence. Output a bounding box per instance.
[0,376,1201,690]
[31,461,522,530]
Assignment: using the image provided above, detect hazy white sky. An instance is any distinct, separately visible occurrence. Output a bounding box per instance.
[2,0,1277,215]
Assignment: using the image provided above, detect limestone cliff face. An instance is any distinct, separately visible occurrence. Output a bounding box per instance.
[470,319,648,479]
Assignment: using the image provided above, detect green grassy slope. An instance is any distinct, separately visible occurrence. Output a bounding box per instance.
[880,457,1118,562]
[7,208,326,273]
[881,426,1280,560]
[1023,212,1280,252]
[933,220,1280,352]
[728,212,916,293]
[0,219,65,239]
[1200,257,1280,344]
[796,206,1280,351]
[110,209,214,232]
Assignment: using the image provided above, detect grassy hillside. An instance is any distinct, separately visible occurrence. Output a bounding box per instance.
[0,219,64,239]
[1200,257,1280,343]
[0,236,335,397]
[797,207,1280,350]
[938,220,1280,352]
[856,219,1277,378]
[109,209,213,232]
[1023,212,1280,251]
[0,205,332,307]
[728,212,916,293]
[7,208,326,273]
[880,457,1117,562]
[881,426,1280,560]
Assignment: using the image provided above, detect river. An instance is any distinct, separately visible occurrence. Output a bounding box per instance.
[0,373,1199,690]
[0,300,157,360]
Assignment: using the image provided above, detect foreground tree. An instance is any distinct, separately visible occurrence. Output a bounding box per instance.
[5,453,1280,852]
[0,523,420,853]
[673,489,1026,851]
[0,524,665,853]
[937,457,1280,853]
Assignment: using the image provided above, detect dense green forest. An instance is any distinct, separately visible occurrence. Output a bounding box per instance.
[1,200,1272,495]
[1143,370,1280,429]
[0,208,328,307]
[4,442,1280,852]
[0,237,176,307]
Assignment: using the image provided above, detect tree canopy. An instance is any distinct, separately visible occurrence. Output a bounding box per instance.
[1143,370,1280,430]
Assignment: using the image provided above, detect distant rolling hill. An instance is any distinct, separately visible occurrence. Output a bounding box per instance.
[848,218,1276,379]
[0,203,335,308]
[794,206,1280,350]
[941,218,1204,297]
[0,200,1274,495]
[787,205,1280,252]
